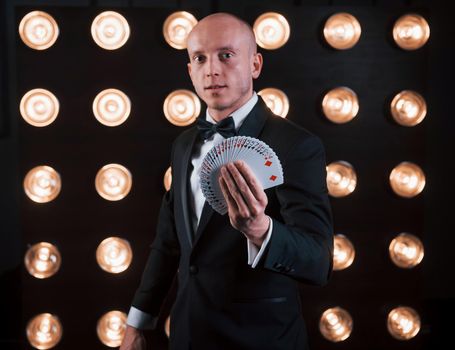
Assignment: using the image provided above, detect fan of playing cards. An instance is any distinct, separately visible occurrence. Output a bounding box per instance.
[199,136,284,215]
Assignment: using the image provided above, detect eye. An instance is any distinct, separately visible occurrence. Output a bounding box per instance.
[220,52,233,60]
[193,55,205,63]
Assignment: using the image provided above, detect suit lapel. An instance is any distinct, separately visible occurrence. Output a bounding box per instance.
[191,99,270,247]
[179,129,199,247]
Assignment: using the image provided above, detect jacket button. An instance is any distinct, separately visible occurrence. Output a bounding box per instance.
[189,265,199,275]
[274,263,283,270]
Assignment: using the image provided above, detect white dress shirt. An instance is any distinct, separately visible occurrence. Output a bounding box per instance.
[127,92,273,329]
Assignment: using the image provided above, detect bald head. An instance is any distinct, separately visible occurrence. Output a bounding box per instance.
[185,12,263,121]
[187,13,257,55]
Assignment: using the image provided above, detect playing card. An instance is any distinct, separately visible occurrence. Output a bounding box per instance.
[199,136,284,215]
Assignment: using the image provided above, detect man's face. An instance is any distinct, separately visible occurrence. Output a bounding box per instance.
[187,17,262,117]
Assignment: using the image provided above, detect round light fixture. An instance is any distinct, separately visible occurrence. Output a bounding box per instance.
[393,14,430,50]
[23,165,61,203]
[96,237,133,274]
[253,12,290,50]
[163,89,201,126]
[20,89,59,127]
[322,87,359,124]
[95,164,132,201]
[26,313,62,349]
[19,11,59,50]
[91,11,130,50]
[163,11,198,49]
[389,162,425,198]
[258,88,289,118]
[93,88,131,126]
[323,12,361,50]
[326,161,357,197]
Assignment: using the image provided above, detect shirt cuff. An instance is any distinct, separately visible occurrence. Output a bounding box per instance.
[126,306,158,330]
[247,216,273,268]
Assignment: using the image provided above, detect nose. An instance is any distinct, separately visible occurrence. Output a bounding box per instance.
[204,56,220,77]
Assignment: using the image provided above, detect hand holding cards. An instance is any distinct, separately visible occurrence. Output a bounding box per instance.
[199,136,284,215]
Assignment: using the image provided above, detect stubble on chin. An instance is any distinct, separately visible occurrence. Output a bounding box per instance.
[205,93,230,112]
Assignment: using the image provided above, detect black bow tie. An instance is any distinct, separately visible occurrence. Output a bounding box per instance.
[196,116,237,140]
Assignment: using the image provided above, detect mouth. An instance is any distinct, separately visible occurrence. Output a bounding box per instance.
[204,85,227,91]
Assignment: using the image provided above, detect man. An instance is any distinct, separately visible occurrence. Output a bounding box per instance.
[121,12,333,350]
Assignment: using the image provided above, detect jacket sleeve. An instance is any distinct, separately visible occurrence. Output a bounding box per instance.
[130,143,181,318]
[260,135,334,286]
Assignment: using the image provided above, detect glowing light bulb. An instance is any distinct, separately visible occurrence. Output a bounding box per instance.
[389,162,425,198]
[91,11,130,50]
[19,11,59,50]
[24,242,61,279]
[258,88,289,118]
[164,166,172,191]
[387,306,421,340]
[319,307,353,342]
[93,89,131,126]
[324,13,361,50]
[333,234,355,270]
[389,233,424,268]
[390,90,426,126]
[26,313,62,349]
[326,161,357,197]
[20,89,59,127]
[253,12,290,50]
[163,11,198,49]
[393,14,430,50]
[163,90,201,126]
[23,166,61,203]
[96,237,133,273]
[95,164,132,201]
[97,310,127,347]
[322,87,359,124]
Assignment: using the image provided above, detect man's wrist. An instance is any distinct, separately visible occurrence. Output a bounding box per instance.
[250,215,271,247]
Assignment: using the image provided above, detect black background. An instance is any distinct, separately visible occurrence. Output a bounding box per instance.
[1,0,454,349]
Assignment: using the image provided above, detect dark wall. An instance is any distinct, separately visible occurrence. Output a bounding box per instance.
[1,1,454,349]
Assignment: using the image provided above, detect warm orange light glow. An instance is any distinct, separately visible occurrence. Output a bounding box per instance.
[319,307,353,342]
[91,11,130,50]
[163,11,198,49]
[387,306,421,340]
[164,166,172,191]
[333,234,355,271]
[389,233,424,268]
[326,161,357,197]
[20,89,59,127]
[253,12,290,50]
[93,89,131,126]
[19,11,59,50]
[164,315,170,338]
[163,90,201,126]
[389,162,425,198]
[258,88,289,118]
[97,310,127,347]
[322,87,359,124]
[390,90,426,127]
[24,242,61,279]
[26,313,62,349]
[393,14,430,50]
[323,13,361,50]
[95,164,132,201]
[23,165,61,203]
[96,237,132,273]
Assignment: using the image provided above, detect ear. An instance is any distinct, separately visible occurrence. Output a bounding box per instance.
[187,62,192,80]
[251,52,263,79]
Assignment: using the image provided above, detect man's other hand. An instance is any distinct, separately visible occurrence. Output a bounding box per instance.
[219,160,270,246]
[119,326,146,350]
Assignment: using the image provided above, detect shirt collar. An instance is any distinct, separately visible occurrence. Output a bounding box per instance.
[205,92,258,131]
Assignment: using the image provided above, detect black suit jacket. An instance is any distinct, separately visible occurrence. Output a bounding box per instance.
[131,99,333,350]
